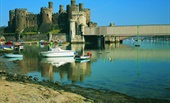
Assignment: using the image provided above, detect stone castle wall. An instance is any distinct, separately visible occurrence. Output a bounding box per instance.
[4,33,67,43]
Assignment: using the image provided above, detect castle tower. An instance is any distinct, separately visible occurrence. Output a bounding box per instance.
[71,0,76,6]
[59,5,64,13]
[70,19,76,40]
[79,3,84,11]
[40,7,52,24]
[67,5,71,20]
[40,2,53,24]
[84,9,90,24]
[15,8,27,32]
[70,0,78,11]
[9,10,15,26]
[48,2,53,13]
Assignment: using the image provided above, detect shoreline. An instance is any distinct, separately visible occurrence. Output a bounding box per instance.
[0,71,169,103]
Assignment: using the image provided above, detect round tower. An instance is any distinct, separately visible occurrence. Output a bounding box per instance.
[59,5,64,13]
[48,2,53,13]
[70,19,76,40]
[71,0,76,6]
[9,10,15,26]
[40,7,52,24]
[67,5,71,20]
[48,2,53,9]
[15,8,27,32]
[79,3,84,11]
[109,23,115,26]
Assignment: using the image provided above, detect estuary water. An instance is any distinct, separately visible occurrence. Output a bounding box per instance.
[3,38,170,100]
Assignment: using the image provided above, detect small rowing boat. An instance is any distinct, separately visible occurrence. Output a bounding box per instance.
[75,59,90,63]
[74,52,92,60]
[74,55,90,60]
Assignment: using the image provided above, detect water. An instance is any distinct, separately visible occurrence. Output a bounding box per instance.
[3,39,170,100]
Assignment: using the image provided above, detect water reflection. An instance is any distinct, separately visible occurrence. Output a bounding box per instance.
[39,58,91,83]
[11,41,170,99]
[41,57,75,67]
[18,43,170,79]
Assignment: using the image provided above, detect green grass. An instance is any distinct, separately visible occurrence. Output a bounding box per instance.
[24,32,37,35]
[2,33,15,35]
[49,29,61,34]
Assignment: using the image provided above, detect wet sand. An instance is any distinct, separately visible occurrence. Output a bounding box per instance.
[0,58,170,103]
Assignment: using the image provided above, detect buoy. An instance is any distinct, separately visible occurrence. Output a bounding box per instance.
[87,51,92,56]
[108,57,112,61]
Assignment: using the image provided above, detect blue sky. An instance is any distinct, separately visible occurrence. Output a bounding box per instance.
[0,0,169,27]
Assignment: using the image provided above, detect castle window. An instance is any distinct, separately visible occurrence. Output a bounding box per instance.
[47,14,49,16]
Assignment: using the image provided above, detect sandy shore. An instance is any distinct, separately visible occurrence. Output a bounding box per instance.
[0,80,90,103]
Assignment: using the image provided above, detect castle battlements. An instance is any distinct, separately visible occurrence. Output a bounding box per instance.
[15,8,27,12]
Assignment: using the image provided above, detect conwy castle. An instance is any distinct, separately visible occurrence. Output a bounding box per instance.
[5,0,97,42]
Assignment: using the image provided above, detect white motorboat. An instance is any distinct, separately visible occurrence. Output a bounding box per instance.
[41,57,75,67]
[40,47,75,57]
[4,53,23,58]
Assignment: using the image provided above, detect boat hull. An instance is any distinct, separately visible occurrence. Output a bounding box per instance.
[74,55,90,60]
[75,59,90,63]
[40,51,75,57]
[4,54,23,58]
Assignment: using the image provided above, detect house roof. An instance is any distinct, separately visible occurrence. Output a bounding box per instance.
[0,35,5,41]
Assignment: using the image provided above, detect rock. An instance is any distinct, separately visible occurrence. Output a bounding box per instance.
[0,70,6,74]
[55,81,60,85]
[33,77,38,81]
[1,76,6,80]
[42,79,46,82]
[29,76,32,79]
[13,73,17,78]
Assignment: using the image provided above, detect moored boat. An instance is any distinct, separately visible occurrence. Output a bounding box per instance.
[4,53,23,58]
[40,47,75,57]
[74,52,92,60]
[0,45,14,51]
[74,55,90,60]
[75,59,90,63]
